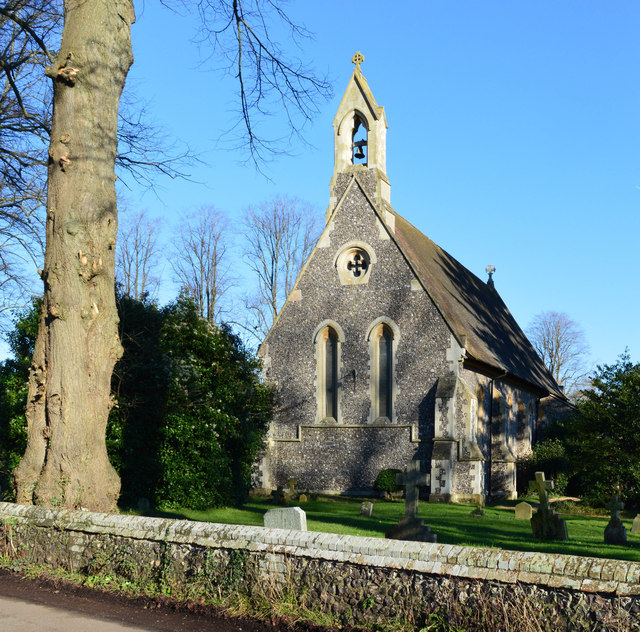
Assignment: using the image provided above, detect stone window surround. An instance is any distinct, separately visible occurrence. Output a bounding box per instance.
[313,320,345,423]
[366,317,399,424]
[334,241,376,286]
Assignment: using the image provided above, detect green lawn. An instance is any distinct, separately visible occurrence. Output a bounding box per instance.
[148,496,640,563]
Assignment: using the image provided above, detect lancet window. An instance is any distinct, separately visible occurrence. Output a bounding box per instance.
[369,322,395,421]
[315,325,341,422]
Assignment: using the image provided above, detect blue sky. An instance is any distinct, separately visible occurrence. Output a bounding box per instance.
[121,1,639,368]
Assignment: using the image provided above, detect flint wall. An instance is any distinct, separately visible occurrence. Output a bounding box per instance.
[1,503,639,629]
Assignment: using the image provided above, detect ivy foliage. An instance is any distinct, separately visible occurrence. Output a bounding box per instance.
[0,295,273,509]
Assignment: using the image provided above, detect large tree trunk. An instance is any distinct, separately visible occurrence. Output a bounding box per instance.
[14,0,135,512]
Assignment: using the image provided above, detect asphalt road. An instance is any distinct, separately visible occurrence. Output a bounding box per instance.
[0,569,284,632]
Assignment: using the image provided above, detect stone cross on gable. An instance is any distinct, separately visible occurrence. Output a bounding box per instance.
[396,461,430,518]
[352,51,365,70]
[529,471,553,514]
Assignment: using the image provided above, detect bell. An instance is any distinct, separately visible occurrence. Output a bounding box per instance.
[354,143,366,160]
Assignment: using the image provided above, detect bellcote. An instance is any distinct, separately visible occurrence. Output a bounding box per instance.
[328,53,391,214]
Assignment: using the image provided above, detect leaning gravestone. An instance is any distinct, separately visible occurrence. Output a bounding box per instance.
[360,501,373,517]
[529,472,568,541]
[632,514,640,535]
[515,501,533,520]
[386,461,436,542]
[604,495,627,545]
[264,506,307,531]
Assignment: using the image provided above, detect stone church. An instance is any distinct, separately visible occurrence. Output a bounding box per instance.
[258,54,567,502]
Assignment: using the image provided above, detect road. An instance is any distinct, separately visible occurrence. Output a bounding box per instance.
[0,569,283,632]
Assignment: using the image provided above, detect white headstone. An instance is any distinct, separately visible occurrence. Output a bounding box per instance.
[632,514,640,534]
[264,506,307,531]
[515,501,533,520]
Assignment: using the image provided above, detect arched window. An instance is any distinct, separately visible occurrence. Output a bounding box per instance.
[369,323,395,421]
[315,324,341,422]
[352,113,368,166]
[324,328,339,420]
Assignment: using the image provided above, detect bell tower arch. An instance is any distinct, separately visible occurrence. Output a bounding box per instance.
[329,52,390,213]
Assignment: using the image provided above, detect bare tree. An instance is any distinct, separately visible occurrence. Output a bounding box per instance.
[527,311,591,399]
[0,1,194,327]
[241,195,320,341]
[12,0,134,511]
[194,0,331,165]
[0,0,58,318]
[116,209,163,301]
[171,205,231,323]
[9,0,330,511]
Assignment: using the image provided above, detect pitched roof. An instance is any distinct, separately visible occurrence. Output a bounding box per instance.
[389,206,564,398]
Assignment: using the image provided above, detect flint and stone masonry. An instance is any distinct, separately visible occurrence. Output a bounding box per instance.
[259,55,569,502]
[1,504,638,629]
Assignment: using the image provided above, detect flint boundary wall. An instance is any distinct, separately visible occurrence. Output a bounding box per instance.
[1,502,639,628]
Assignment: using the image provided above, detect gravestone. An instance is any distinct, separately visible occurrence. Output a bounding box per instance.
[270,485,286,505]
[470,504,484,518]
[264,506,307,531]
[386,461,436,542]
[632,514,640,535]
[529,472,568,541]
[604,495,627,545]
[288,478,296,495]
[515,501,533,520]
[360,501,373,517]
[299,493,308,503]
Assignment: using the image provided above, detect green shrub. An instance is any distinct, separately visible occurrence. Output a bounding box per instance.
[520,438,569,497]
[374,468,402,494]
[0,293,273,511]
[153,297,273,509]
[0,300,41,499]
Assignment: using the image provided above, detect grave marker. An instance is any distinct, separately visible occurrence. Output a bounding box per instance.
[264,506,307,531]
[632,514,640,535]
[604,495,627,545]
[529,471,568,541]
[270,485,286,505]
[360,501,373,517]
[386,461,436,542]
[515,501,533,520]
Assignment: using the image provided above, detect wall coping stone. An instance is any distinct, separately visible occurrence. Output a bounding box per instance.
[1,502,639,596]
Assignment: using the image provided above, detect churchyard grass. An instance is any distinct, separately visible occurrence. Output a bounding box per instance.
[150,496,640,563]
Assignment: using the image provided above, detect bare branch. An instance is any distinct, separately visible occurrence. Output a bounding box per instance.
[194,0,332,167]
[116,209,164,301]
[171,205,233,323]
[527,311,592,400]
[241,195,321,345]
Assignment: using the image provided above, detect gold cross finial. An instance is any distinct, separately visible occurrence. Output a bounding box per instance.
[352,51,364,70]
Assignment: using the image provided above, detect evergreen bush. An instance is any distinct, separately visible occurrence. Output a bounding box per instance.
[374,468,402,495]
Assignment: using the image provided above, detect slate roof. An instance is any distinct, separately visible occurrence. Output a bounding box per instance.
[389,208,565,398]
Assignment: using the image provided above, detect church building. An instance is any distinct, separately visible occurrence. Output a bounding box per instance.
[258,54,567,502]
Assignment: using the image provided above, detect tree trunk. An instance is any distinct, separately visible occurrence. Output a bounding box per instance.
[14,0,135,512]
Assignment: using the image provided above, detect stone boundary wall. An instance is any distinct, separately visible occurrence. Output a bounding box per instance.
[1,502,639,628]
